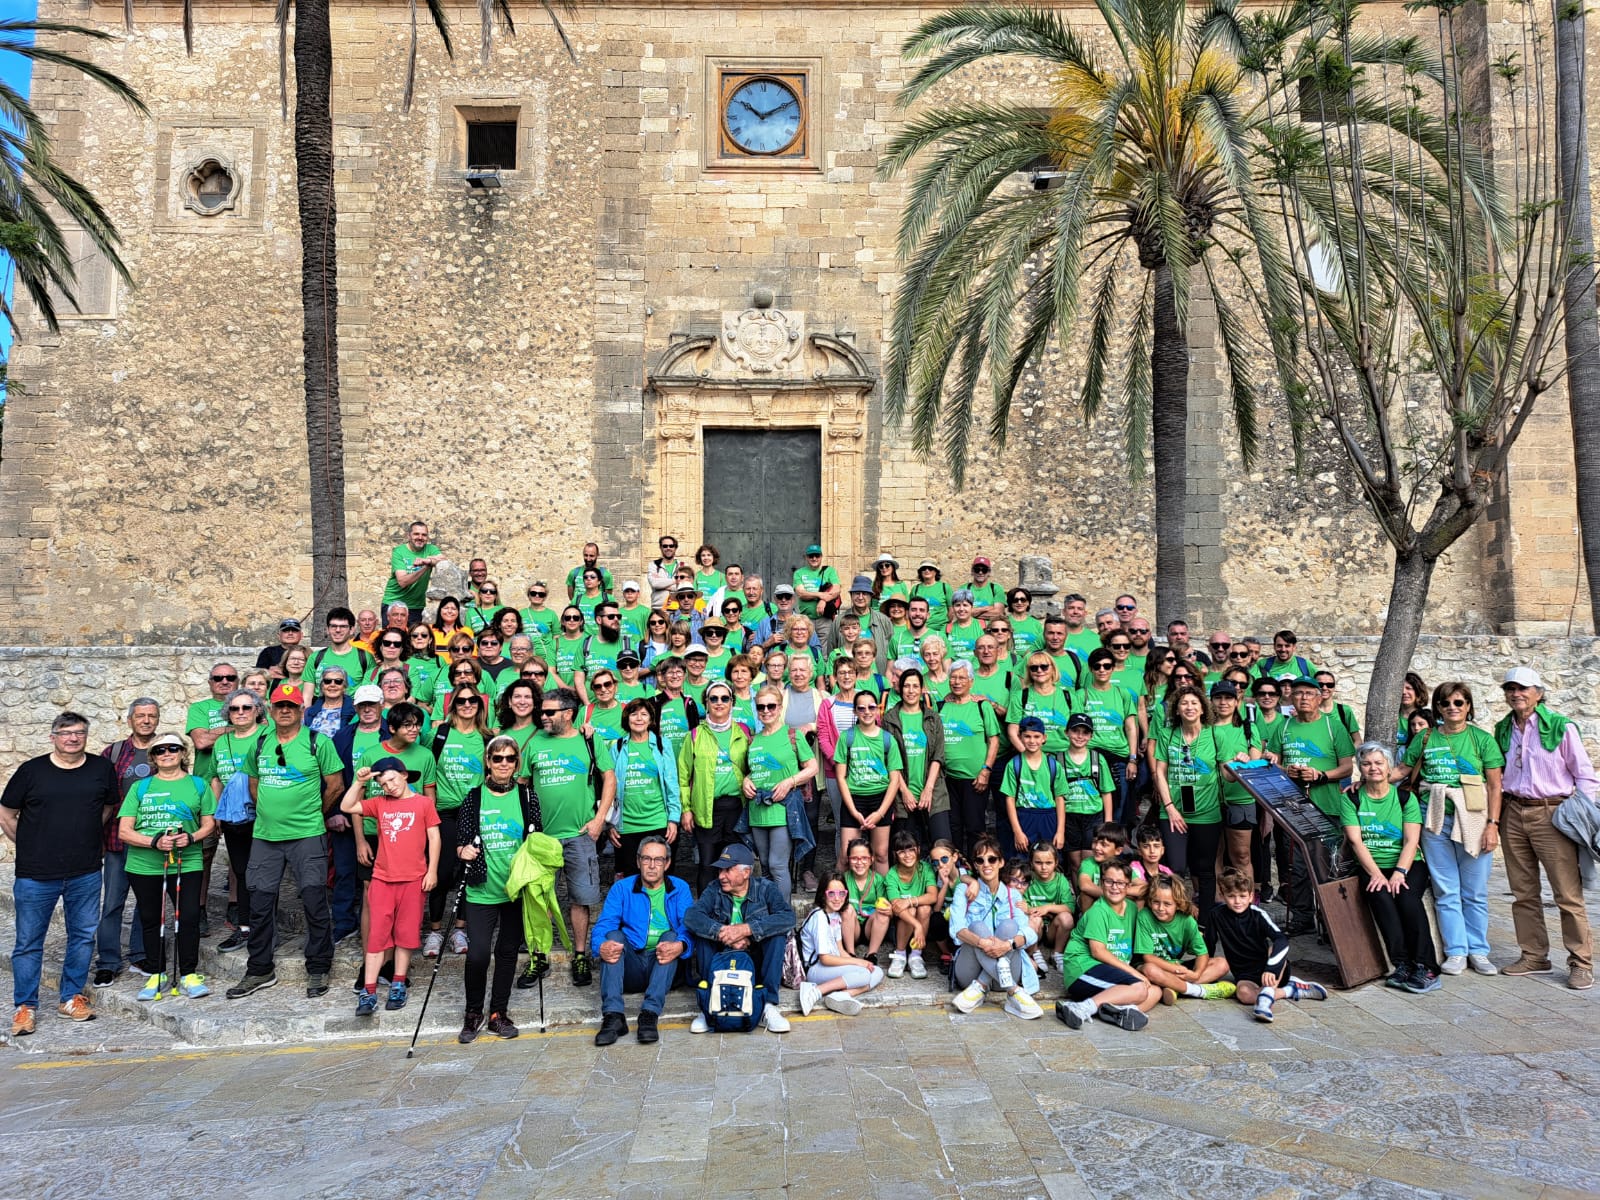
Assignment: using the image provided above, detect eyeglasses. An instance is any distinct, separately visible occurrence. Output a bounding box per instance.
[478,641,501,650]
[974,854,1003,865]
[987,626,1010,635]
[322,674,346,684]
[271,702,299,712]
[855,704,879,713]
[1160,655,1177,664]
[639,855,671,865]
[211,673,238,683]
[660,542,678,550]
[824,888,848,897]
[1115,603,1136,611]
[411,632,431,640]
[1256,691,1279,700]
[51,729,88,739]
[934,855,952,864]
[488,753,518,763]
[1103,878,1129,889]
[526,670,548,680]
[1502,683,1529,692]
[481,588,498,596]
[755,703,779,712]
[227,704,255,713]
[327,622,352,631]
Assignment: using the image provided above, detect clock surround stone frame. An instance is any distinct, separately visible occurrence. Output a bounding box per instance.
[705,58,822,173]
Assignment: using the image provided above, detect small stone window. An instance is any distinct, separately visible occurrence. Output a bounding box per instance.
[466,120,518,170]
[182,157,240,215]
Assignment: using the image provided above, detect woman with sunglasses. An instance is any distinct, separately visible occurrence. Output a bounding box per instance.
[120,734,217,1000]
[1152,685,1238,925]
[681,682,750,891]
[1137,648,1179,747]
[608,698,682,869]
[815,657,859,872]
[519,582,559,646]
[550,606,589,690]
[1078,648,1140,826]
[431,656,484,727]
[423,684,490,960]
[870,553,907,607]
[949,833,1043,1019]
[640,610,672,670]
[456,735,541,1042]
[937,661,1000,860]
[1315,671,1362,744]
[367,627,410,686]
[744,685,819,899]
[795,871,885,1016]
[433,597,469,659]
[209,691,266,952]
[1004,589,1044,659]
[575,568,610,634]
[1005,652,1078,757]
[882,667,951,853]
[725,654,759,727]
[581,670,625,741]
[403,624,441,707]
[835,689,905,874]
[462,582,502,634]
[1400,681,1503,975]
[495,679,542,769]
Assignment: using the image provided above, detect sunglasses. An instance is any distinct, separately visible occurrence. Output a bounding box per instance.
[1229,651,1250,659]
[1209,643,1230,651]
[972,565,990,572]
[211,673,238,683]
[561,616,583,624]
[934,855,952,864]
[541,707,570,716]
[593,680,616,689]
[660,543,678,550]
[488,753,518,763]
[706,694,733,704]
[755,703,779,712]
[987,627,1009,635]
[1115,604,1136,611]
[974,854,1003,865]
[1028,664,1050,672]
[1318,680,1336,689]
[524,670,548,679]
[703,628,724,637]
[411,631,431,639]
[1129,628,1151,635]
[481,589,498,596]
[1439,698,1469,709]
[824,888,848,897]
[152,745,183,755]
[227,704,255,713]
[529,590,547,598]
[381,639,404,648]
[1108,642,1130,650]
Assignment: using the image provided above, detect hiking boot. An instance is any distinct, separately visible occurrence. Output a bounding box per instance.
[11,1005,36,1037]
[1569,966,1594,991]
[595,1012,628,1047]
[636,1011,660,1044]
[137,974,168,1002]
[226,972,278,1000]
[356,990,379,1016]
[516,954,550,989]
[385,980,409,1011]
[57,994,94,1022]
[1502,955,1553,976]
[217,930,249,953]
[179,974,210,999]
[571,953,593,987]
[459,1010,483,1044]
[1096,1002,1147,1031]
[485,1012,519,1039]
[423,929,445,959]
[306,972,331,999]
[92,968,118,989]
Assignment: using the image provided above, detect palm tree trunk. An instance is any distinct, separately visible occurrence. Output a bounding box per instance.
[1555,0,1600,630]
[1150,261,1189,627]
[295,0,349,614]
[1363,546,1436,755]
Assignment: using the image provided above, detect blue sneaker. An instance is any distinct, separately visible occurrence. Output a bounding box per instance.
[356,990,379,1017]
[179,973,210,999]
[136,973,168,1002]
[1254,991,1275,1023]
[385,980,409,1011]
[1400,969,1441,995]
[1289,978,1329,1002]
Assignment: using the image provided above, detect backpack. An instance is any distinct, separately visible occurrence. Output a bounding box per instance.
[842,725,892,767]
[1006,752,1062,798]
[697,948,765,1031]
[312,646,373,683]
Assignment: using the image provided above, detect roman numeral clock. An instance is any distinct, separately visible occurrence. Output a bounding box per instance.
[718,70,809,160]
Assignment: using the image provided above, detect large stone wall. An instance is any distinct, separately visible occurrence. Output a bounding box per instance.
[2,635,1595,780]
[0,1,1589,642]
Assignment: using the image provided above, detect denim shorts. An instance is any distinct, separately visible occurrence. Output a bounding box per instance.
[560,834,602,907]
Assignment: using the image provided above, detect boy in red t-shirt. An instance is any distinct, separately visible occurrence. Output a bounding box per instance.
[340,759,440,1015]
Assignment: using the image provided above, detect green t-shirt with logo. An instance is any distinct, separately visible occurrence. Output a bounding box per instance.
[553,635,588,683]
[1002,753,1060,810]
[1024,871,1075,913]
[1156,727,1224,825]
[911,581,952,628]
[304,645,373,696]
[1138,908,1207,963]
[1065,629,1102,658]
[656,697,695,761]
[566,564,616,598]
[384,541,441,609]
[939,698,999,781]
[1266,715,1357,816]
[846,871,886,921]
[833,726,904,797]
[1010,615,1045,658]
[468,784,526,906]
[205,727,263,788]
[746,728,814,827]
[793,565,840,619]
[1062,898,1150,985]
[896,710,930,795]
[1058,747,1114,816]
[434,728,486,812]
[119,775,215,874]
[356,737,437,836]
[882,859,936,901]
[945,619,985,660]
[615,738,668,833]
[184,698,227,776]
[526,731,613,839]
[617,678,656,704]
[1401,725,1504,788]
[1005,686,1078,753]
[618,604,652,643]
[1077,683,1137,757]
[520,606,559,645]
[1336,784,1420,871]
[245,728,344,841]
[970,668,1014,715]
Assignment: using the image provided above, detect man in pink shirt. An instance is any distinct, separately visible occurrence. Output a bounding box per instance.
[1494,666,1596,990]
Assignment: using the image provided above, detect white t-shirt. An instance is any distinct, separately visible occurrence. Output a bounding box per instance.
[800,907,844,966]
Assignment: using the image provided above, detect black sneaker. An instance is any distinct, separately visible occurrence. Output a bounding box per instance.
[594,1012,628,1047]
[217,930,249,953]
[226,972,278,999]
[485,1012,519,1039]
[572,953,593,988]
[1096,1002,1149,1032]
[1385,963,1415,990]
[459,1010,484,1045]
[306,972,331,998]
[636,1011,660,1045]
[516,954,550,989]
[133,960,160,976]
[92,968,118,989]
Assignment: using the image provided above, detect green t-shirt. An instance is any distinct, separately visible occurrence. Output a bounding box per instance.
[566,564,616,599]
[656,697,694,760]
[939,698,999,781]
[746,728,814,827]
[1062,898,1150,985]
[1078,857,1102,890]
[1266,715,1357,816]
[1111,664,1145,698]
[304,645,372,696]
[615,738,668,833]
[1157,727,1224,825]
[520,606,559,645]
[1002,754,1060,810]
[1010,615,1044,658]
[526,731,613,839]
[1336,784,1420,871]
[119,775,214,874]
[468,784,525,906]
[1138,908,1207,963]
[945,619,985,660]
[1024,871,1075,913]
[1077,683,1137,757]
[1057,747,1114,816]
[888,627,926,661]
[911,581,952,627]
[406,658,440,707]
[498,724,541,775]
[793,565,840,618]
[205,727,262,788]
[846,871,886,921]
[644,883,669,951]
[1258,654,1319,683]
[434,728,486,812]
[575,593,606,635]
[970,667,1014,714]
[833,726,905,797]
[553,635,588,682]
[897,710,930,795]
[1005,686,1078,753]
[618,604,653,642]
[1213,722,1253,807]
[1065,629,1102,658]
[586,701,625,742]
[694,568,726,596]
[184,698,227,775]
[1402,725,1504,788]
[579,636,624,682]
[883,859,936,901]
[617,678,655,704]
[245,728,343,841]
[384,541,441,609]
[356,737,437,835]
[461,604,496,634]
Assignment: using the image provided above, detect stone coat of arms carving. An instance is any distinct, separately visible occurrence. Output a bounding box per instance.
[720,295,803,374]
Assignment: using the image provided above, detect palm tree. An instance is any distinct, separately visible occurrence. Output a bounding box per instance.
[1,17,147,332]
[879,0,1435,624]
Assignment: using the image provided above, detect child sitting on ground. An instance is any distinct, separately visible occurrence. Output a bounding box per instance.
[928,839,966,965]
[882,830,938,979]
[1136,876,1234,1003]
[1207,868,1328,1023]
[1077,821,1129,907]
[341,758,440,1016]
[841,837,890,961]
[1022,842,1076,977]
[1126,825,1174,904]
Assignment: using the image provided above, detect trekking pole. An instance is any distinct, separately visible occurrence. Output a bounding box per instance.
[169,832,183,997]
[538,969,546,1033]
[407,838,478,1058]
[163,830,179,995]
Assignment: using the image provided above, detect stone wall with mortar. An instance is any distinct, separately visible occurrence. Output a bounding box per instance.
[0,1,1589,643]
[0,636,1595,781]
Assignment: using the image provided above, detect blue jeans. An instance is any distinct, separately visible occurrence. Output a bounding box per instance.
[1422,814,1494,957]
[13,871,101,1008]
[599,944,681,1016]
[95,848,146,973]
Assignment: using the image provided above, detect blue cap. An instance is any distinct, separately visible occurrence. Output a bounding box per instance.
[712,843,756,870]
[1018,716,1047,734]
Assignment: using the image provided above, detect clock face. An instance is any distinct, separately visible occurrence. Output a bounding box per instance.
[723,77,803,156]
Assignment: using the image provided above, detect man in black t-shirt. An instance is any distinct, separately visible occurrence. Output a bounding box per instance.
[255,617,304,670]
[1,711,120,1034]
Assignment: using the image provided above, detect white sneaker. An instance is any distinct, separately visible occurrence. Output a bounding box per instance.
[1468,954,1498,975]
[887,951,907,979]
[1254,992,1276,1023]
[1052,952,1065,974]
[908,952,928,979]
[762,1006,791,1033]
[1440,955,1467,976]
[1057,997,1098,1029]
[423,930,445,959]
[449,928,469,955]
[952,979,987,1013]
[1031,949,1049,974]
[1004,991,1044,1020]
[690,1013,710,1034]
[798,981,821,1016]
[994,955,1014,990]
[824,992,863,1016]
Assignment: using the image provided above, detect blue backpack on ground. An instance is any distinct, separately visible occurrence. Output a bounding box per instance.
[696,949,765,1032]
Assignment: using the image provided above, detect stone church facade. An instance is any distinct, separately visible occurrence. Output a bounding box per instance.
[1,0,1589,643]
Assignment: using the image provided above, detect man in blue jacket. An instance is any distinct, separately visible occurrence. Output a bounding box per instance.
[592,835,693,1046]
[684,843,796,1034]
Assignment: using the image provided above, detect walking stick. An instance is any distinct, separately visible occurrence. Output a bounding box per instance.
[407,838,478,1058]
[162,829,178,994]
[168,832,183,997]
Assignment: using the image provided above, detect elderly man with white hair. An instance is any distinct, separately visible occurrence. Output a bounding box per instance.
[1495,666,1597,990]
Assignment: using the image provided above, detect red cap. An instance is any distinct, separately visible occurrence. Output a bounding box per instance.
[269,682,306,707]
[972,556,992,567]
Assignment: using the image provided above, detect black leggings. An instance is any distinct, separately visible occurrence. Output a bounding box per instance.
[1365,860,1439,972]
[220,821,254,919]
[428,809,463,925]
[946,776,989,859]
[462,899,521,1017]
[1161,819,1223,931]
[693,795,744,893]
[129,870,202,977]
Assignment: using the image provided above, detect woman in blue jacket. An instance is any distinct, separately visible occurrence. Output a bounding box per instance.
[608,698,683,869]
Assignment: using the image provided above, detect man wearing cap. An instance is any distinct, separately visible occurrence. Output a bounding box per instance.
[227,682,346,1001]
[566,542,615,602]
[831,575,893,664]
[967,557,1006,618]
[618,580,652,643]
[256,619,305,670]
[684,843,796,1034]
[755,584,802,648]
[793,545,841,623]
[592,834,694,1047]
[1496,667,1597,989]
[383,521,442,624]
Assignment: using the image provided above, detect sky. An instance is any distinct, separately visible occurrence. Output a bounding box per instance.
[1,0,38,367]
